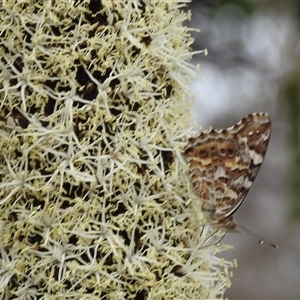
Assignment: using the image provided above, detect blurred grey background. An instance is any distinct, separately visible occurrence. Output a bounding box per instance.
[187,1,300,299]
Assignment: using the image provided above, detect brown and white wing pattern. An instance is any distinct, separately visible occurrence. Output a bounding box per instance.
[183,113,271,230]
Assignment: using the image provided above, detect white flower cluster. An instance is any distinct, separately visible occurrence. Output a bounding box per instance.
[0,1,234,299]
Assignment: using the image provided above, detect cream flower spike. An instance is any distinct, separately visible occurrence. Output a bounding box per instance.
[0,1,233,299]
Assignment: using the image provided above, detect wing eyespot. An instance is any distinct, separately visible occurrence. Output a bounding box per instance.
[199,150,208,158]
[227,148,234,157]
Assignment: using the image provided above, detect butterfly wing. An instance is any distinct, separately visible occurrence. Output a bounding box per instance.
[183,113,271,230]
[224,113,271,216]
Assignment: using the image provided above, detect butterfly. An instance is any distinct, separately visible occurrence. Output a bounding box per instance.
[183,113,271,232]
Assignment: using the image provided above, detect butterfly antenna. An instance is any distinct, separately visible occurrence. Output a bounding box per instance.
[237,224,278,248]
